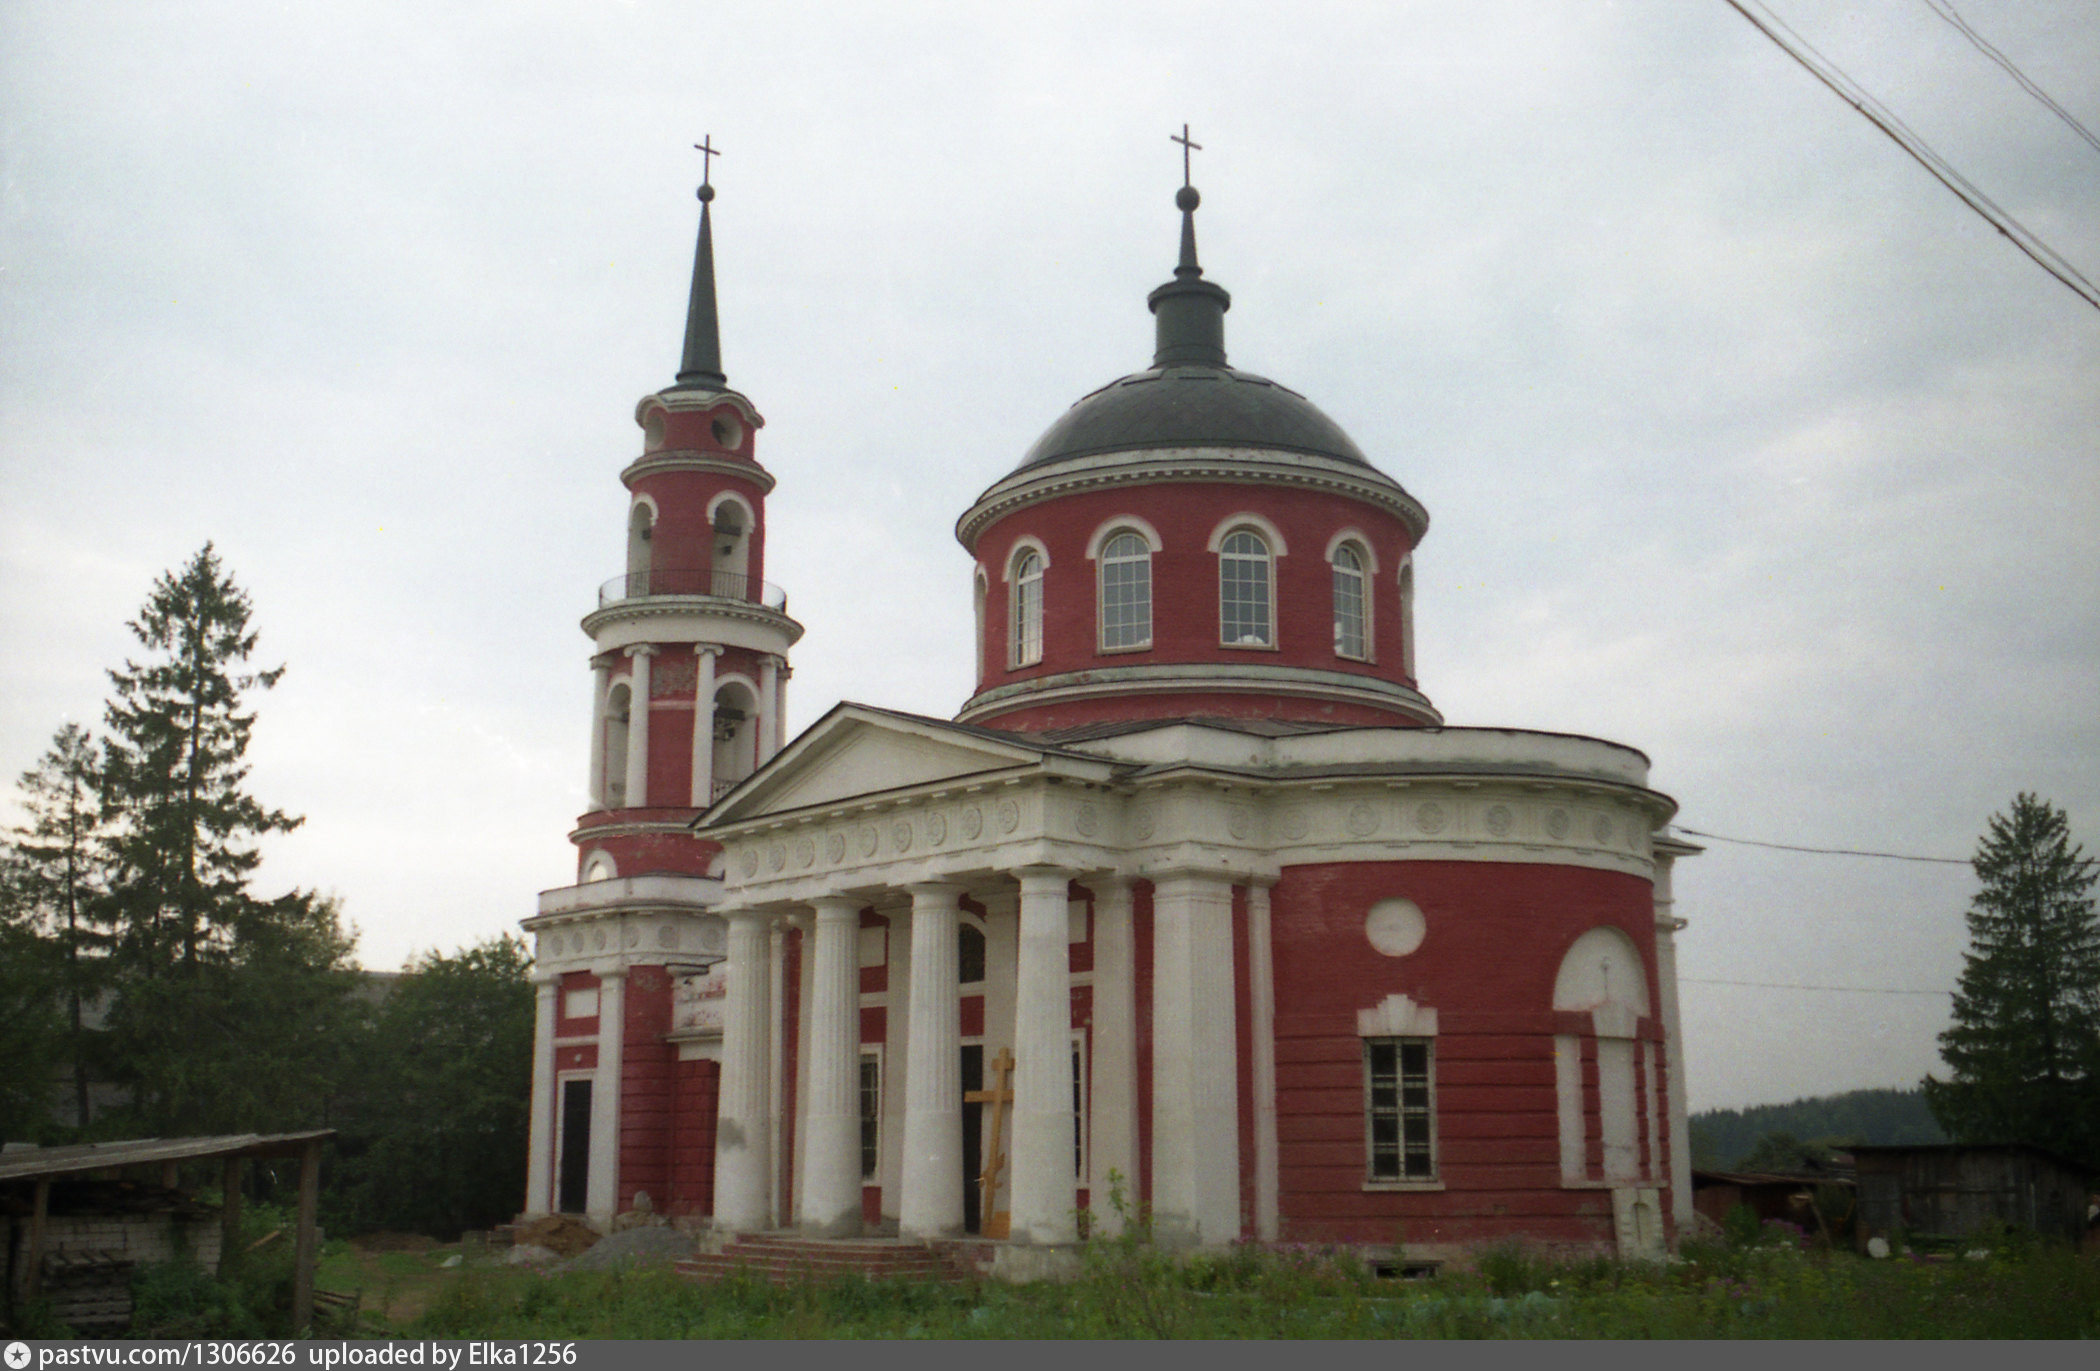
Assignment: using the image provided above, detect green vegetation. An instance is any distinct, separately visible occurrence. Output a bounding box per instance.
[1927,793,2100,1169]
[2,548,535,1241]
[1690,1088,1946,1170]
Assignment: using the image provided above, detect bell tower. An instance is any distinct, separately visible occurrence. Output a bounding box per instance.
[522,145,802,1228]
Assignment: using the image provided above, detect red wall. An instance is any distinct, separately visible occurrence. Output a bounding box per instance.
[1268,859,1665,1249]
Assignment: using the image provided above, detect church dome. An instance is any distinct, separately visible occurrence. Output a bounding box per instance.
[1015,363,1370,470]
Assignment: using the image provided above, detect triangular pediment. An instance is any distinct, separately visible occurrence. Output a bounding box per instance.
[705,704,1062,825]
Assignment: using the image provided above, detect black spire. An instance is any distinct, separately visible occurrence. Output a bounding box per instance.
[673,138,726,391]
[1148,125,1231,369]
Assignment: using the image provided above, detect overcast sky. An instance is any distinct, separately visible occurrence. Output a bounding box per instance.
[4,1,2095,1113]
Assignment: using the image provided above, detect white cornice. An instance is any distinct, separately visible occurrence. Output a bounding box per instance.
[958,663,1441,726]
[618,452,778,492]
[955,448,1431,550]
[582,598,805,650]
[636,388,766,426]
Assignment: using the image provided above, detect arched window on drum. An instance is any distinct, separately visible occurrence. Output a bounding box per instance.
[1008,543,1046,668]
[1097,530,1153,651]
[1217,529,1274,647]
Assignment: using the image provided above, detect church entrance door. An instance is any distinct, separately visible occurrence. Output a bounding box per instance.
[960,1045,982,1235]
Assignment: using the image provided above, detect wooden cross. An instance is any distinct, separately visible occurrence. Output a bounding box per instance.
[963,1046,1015,1240]
[693,135,722,188]
[1171,123,1201,187]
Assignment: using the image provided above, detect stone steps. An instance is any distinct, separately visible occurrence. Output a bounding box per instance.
[677,1234,968,1285]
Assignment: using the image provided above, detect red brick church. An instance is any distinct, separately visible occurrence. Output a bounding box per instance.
[520,145,1698,1270]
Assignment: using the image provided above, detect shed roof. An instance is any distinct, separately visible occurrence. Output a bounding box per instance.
[0,1131,333,1184]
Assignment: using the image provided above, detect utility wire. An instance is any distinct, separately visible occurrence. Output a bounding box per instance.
[1919,0,2100,157]
[1720,0,2100,312]
[1670,826,1970,866]
[1684,976,1950,997]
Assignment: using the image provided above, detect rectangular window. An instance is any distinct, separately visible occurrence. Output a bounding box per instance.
[1365,1038,1435,1181]
[860,1051,881,1181]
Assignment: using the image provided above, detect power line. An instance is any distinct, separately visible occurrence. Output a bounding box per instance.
[1918,0,2100,157]
[1684,976,1950,997]
[1720,0,2100,312]
[1670,826,1970,866]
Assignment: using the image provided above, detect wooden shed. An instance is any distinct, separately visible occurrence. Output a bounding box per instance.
[1851,1143,2090,1249]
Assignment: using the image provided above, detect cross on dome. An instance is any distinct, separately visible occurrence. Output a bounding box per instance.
[694,135,722,202]
[1171,123,1201,189]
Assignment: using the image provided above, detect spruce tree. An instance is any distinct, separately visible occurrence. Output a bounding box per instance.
[4,723,114,1128]
[1925,793,2100,1167]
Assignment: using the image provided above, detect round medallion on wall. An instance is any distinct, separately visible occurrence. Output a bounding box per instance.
[891,819,913,852]
[739,847,759,878]
[1591,814,1614,844]
[1414,801,1447,835]
[1546,808,1571,840]
[1278,807,1310,840]
[624,925,640,949]
[1131,806,1156,841]
[1228,807,1253,840]
[794,836,815,869]
[658,924,680,950]
[1076,802,1099,837]
[1485,803,1514,836]
[767,844,786,872]
[545,934,562,957]
[593,928,608,951]
[961,805,985,840]
[927,811,948,845]
[857,825,879,857]
[1365,898,1427,958]
[1346,802,1379,836]
[825,831,847,864]
[995,798,1020,833]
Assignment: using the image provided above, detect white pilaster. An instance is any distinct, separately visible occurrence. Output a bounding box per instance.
[690,647,719,808]
[622,646,655,809]
[900,883,964,1238]
[714,911,773,1232]
[585,964,627,1227]
[756,655,781,764]
[1010,867,1076,1245]
[800,897,864,1236]
[774,661,791,753]
[1245,883,1280,1242]
[1555,1034,1586,1182]
[1150,872,1240,1246]
[1653,844,1694,1230]
[1088,878,1138,1234]
[586,660,611,811]
[524,972,560,1216]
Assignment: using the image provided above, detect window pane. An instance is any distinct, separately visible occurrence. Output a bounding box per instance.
[1012,550,1043,666]
[1220,531,1272,646]
[1367,1037,1434,1183]
[1333,546,1366,659]
[860,1056,880,1179]
[1100,532,1151,650]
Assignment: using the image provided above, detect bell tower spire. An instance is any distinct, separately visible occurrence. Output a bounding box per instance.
[674,137,727,391]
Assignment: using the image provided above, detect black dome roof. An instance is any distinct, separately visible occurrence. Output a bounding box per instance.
[1015,364,1371,471]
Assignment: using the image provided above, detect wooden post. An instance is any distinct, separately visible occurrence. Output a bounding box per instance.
[161,1161,181,1190]
[25,1178,51,1302]
[220,1157,243,1277]
[291,1141,321,1333]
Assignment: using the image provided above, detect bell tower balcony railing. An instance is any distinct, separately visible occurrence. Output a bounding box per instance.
[598,569,789,612]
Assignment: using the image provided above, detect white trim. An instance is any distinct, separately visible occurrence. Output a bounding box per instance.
[1322,527,1379,573]
[628,492,662,524]
[580,850,617,883]
[1205,511,1288,556]
[1084,515,1164,560]
[1246,884,1280,1242]
[1001,535,1051,579]
[706,489,757,531]
[1214,524,1278,650]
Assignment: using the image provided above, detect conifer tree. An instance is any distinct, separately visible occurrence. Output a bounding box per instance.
[1925,793,2100,1167]
[4,723,114,1127]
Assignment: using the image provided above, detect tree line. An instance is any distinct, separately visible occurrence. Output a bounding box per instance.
[0,546,532,1237]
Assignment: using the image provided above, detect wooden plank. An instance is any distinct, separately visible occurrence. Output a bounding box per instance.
[25,1178,51,1301]
[291,1140,320,1333]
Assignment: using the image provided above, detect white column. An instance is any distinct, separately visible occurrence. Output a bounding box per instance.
[586,659,611,811]
[1245,883,1280,1242]
[690,647,719,808]
[1150,872,1240,1246]
[585,964,626,1227]
[980,889,1018,1220]
[524,971,560,1216]
[756,655,781,764]
[1653,844,1695,1231]
[900,883,964,1238]
[774,662,791,752]
[768,920,789,1227]
[623,646,655,809]
[879,904,912,1222]
[1010,867,1076,1245]
[800,897,864,1236]
[714,911,773,1232]
[1089,878,1138,1234]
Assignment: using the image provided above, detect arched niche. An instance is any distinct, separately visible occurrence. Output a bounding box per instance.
[603,681,633,808]
[709,678,761,796]
[708,492,755,597]
[626,499,658,591]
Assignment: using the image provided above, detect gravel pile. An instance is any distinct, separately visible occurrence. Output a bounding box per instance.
[557,1225,698,1272]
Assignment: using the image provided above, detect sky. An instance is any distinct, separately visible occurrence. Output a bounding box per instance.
[3,1,2095,1114]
